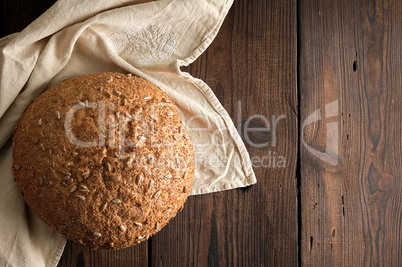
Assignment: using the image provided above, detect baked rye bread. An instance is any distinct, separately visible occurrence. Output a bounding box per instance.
[12,72,194,249]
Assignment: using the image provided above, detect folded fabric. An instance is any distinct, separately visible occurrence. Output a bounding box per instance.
[0,0,256,266]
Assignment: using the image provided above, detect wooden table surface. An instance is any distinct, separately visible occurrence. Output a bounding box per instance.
[2,0,402,266]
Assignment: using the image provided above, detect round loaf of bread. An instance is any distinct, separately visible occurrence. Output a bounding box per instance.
[12,72,194,249]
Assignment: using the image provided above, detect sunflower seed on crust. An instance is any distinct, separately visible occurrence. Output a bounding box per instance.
[153,190,162,199]
[39,143,45,151]
[106,163,112,171]
[143,96,151,100]
[134,222,142,227]
[93,232,101,237]
[126,157,134,166]
[70,186,77,192]
[111,199,121,204]
[38,118,43,126]
[135,174,143,185]
[125,112,133,119]
[100,203,108,212]
[79,185,89,192]
[76,195,85,201]
[119,225,126,231]
[55,111,61,120]
[165,174,172,179]
[111,175,121,181]
[137,236,144,240]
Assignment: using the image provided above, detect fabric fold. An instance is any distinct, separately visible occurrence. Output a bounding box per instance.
[0,0,256,266]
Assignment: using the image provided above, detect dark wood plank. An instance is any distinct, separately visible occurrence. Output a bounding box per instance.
[1,0,57,36]
[299,0,402,265]
[151,0,298,266]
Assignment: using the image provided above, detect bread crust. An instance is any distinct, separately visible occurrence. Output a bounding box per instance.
[12,72,194,249]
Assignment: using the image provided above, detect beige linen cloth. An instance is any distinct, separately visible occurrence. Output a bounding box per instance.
[0,0,256,266]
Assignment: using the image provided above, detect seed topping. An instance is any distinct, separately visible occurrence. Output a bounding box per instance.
[153,190,162,199]
[111,175,121,181]
[76,195,85,201]
[111,199,121,204]
[39,143,46,151]
[100,203,108,212]
[135,174,143,185]
[126,157,134,166]
[93,232,101,237]
[79,185,89,192]
[148,180,154,189]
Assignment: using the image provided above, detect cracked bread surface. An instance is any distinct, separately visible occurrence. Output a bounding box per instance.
[12,72,194,249]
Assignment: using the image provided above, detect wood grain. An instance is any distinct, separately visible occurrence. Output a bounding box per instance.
[2,0,298,266]
[1,0,57,36]
[299,0,402,265]
[5,0,402,266]
[152,0,298,266]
